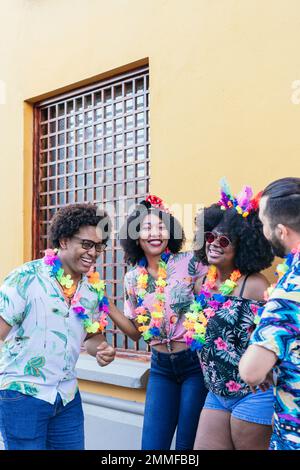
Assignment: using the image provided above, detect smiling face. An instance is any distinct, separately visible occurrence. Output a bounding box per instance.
[138,213,169,257]
[59,225,104,277]
[205,230,236,269]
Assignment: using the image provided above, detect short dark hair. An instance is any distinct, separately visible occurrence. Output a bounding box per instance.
[262,177,300,232]
[119,201,185,265]
[194,204,274,275]
[49,203,111,248]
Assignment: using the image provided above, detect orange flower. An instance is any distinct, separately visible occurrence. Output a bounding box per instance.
[63,285,76,298]
[87,271,100,284]
[158,268,167,279]
[230,270,242,282]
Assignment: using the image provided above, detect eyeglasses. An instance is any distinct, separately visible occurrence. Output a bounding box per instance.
[73,236,107,253]
[204,231,231,248]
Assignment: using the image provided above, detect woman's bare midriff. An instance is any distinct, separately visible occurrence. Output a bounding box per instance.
[152,341,188,353]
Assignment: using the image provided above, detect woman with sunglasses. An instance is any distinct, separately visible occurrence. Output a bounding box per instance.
[189,181,275,450]
[107,195,208,450]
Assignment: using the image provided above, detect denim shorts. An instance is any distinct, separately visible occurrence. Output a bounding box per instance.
[203,388,274,425]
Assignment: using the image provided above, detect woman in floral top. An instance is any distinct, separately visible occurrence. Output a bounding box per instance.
[108,197,208,450]
[193,201,275,450]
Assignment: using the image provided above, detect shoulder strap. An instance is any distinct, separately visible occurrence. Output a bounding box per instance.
[239,274,250,298]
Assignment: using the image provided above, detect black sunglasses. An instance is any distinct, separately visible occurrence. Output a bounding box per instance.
[73,236,107,253]
[204,231,231,248]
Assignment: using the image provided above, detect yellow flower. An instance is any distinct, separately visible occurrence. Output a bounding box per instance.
[156,278,167,288]
[198,313,208,326]
[194,323,206,335]
[137,274,148,289]
[137,315,149,323]
[157,268,167,279]
[185,312,198,321]
[138,325,149,332]
[183,320,195,330]
[86,322,100,334]
[151,311,164,319]
[153,303,163,312]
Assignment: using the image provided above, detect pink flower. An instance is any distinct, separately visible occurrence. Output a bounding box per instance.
[209,300,221,310]
[250,304,259,315]
[202,288,211,298]
[226,380,242,392]
[100,318,109,327]
[214,337,228,350]
[184,333,193,346]
[73,306,85,314]
[71,293,82,305]
[223,300,233,309]
[204,307,215,319]
[151,319,162,328]
[45,248,56,257]
[135,307,147,315]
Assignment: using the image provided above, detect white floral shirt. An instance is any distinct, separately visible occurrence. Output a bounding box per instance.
[0,259,101,405]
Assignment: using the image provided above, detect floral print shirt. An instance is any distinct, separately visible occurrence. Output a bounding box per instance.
[199,295,264,397]
[124,251,207,346]
[0,259,102,405]
[250,252,300,450]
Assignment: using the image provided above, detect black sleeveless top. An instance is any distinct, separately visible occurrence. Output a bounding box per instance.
[199,275,265,397]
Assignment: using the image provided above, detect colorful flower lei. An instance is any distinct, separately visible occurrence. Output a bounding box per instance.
[134,250,172,342]
[44,249,109,334]
[183,265,242,351]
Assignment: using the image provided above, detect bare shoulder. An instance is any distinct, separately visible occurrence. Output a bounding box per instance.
[243,273,270,302]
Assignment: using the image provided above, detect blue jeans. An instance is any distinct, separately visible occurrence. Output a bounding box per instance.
[0,390,84,450]
[142,348,207,450]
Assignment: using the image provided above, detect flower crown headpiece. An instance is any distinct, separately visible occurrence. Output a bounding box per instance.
[144,194,171,214]
[217,177,262,218]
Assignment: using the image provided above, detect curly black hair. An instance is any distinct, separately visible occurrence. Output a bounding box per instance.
[194,204,274,275]
[119,200,185,265]
[49,203,111,248]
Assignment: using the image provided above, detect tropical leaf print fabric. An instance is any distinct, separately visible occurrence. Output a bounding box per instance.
[250,252,300,450]
[123,252,207,346]
[0,259,102,405]
[200,296,265,397]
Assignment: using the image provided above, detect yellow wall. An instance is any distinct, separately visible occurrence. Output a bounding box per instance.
[1,0,300,275]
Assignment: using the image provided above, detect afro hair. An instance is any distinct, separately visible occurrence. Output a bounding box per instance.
[119,201,185,266]
[49,203,111,248]
[194,204,274,275]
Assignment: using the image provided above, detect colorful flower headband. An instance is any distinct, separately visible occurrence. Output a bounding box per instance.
[144,194,171,214]
[217,177,262,218]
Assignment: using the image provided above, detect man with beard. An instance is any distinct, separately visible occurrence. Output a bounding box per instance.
[239,177,300,450]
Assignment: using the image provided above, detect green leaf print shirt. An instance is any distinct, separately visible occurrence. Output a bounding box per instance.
[0,259,101,405]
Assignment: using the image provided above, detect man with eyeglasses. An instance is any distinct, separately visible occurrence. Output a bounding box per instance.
[0,203,115,450]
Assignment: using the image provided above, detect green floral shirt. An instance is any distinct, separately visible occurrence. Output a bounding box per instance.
[0,259,101,405]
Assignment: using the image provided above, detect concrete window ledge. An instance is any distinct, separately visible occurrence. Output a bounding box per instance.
[76,354,150,389]
[81,391,145,415]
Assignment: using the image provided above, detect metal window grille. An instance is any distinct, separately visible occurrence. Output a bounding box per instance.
[33,67,150,358]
